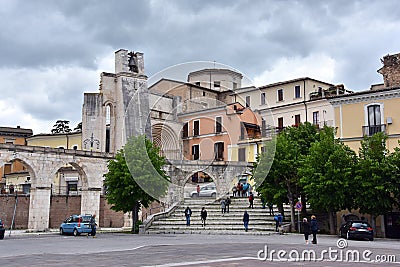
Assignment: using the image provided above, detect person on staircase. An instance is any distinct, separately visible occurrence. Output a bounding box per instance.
[184,206,192,226]
[220,198,226,214]
[225,197,231,213]
[243,210,250,232]
[248,192,254,209]
[200,207,207,227]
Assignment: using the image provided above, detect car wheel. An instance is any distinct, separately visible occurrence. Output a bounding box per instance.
[0,234,4,240]
[369,237,374,241]
[59,228,64,235]
[211,193,216,198]
[191,193,198,198]
[73,228,79,236]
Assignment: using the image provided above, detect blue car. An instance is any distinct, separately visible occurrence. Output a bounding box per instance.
[60,215,93,236]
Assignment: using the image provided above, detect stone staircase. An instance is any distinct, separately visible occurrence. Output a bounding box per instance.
[144,197,291,235]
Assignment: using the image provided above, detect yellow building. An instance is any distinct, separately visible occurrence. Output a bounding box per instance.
[26,131,82,150]
[329,52,400,152]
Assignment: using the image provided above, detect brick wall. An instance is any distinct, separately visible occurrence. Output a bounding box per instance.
[99,196,124,228]
[0,195,125,229]
[380,53,400,87]
[49,196,81,228]
[0,195,30,229]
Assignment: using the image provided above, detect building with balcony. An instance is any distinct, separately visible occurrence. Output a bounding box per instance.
[233,78,350,135]
[328,52,400,152]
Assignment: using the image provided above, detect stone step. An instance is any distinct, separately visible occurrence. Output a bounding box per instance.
[151,221,276,226]
[149,225,276,231]
[145,229,274,235]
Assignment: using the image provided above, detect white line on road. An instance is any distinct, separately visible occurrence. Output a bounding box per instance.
[141,256,259,267]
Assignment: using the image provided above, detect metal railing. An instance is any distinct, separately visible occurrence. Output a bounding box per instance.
[362,124,386,136]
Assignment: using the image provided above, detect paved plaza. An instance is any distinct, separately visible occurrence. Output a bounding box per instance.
[0,232,399,266]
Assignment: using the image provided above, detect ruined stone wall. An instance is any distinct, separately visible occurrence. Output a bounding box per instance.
[379,53,400,88]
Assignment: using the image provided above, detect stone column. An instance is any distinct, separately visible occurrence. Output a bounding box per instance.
[28,187,51,231]
[81,188,101,217]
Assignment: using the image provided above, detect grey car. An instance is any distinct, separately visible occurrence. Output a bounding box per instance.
[191,184,216,198]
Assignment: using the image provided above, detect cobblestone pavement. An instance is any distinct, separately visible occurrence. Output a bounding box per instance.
[0,232,399,266]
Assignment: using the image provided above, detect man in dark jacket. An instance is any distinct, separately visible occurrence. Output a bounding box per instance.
[243,210,250,232]
[200,207,207,227]
[184,206,192,226]
[310,215,319,244]
[302,218,311,244]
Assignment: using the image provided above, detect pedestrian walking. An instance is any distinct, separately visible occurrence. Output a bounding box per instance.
[232,185,237,197]
[267,202,274,215]
[302,218,311,244]
[220,198,226,214]
[274,213,283,232]
[310,215,319,244]
[89,214,97,238]
[200,207,207,227]
[248,192,254,209]
[184,206,192,226]
[242,182,249,197]
[236,183,242,197]
[225,197,231,213]
[243,210,250,232]
[196,184,200,196]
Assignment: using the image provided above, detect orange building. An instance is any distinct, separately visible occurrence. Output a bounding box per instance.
[0,126,33,182]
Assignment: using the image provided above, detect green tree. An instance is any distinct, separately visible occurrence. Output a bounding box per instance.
[51,120,72,134]
[354,132,396,230]
[103,135,170,233]
[254,122,318,229]
[299,126,357,234]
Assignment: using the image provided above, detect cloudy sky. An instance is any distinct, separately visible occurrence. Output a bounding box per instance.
[1,0,400,134]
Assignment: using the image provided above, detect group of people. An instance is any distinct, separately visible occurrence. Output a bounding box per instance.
[184,206,208,227]
[220,197,231,214]
[232,182,252,197]
[302,215,319,244]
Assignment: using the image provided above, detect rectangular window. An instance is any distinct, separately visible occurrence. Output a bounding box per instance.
[278,117,284,130]
[245,96,251,108]
[214,81,220,88]
[261,92,266,105]
[3,163,11,175]
[195,81,201,86]
[240,122,246,139]
[193,120,199,136]
[367,105,382,135]
[295,114,301,126]
[233,82,237,90]
[214,142,224,160]
[294,85,301,98]
[238,148,246,162]
[182,122,189,138]
[215,116,222,133]
[192,144,199,160]
[261,119,267,137]
[277,89,284,101]
[313,111,319,126]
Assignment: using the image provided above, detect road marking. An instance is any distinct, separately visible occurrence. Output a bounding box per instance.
[141,257,258,267]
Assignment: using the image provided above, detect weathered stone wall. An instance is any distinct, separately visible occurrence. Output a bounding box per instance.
[379,53,400,88]
[0,195,30,229]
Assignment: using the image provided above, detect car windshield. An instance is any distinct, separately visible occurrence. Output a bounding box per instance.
[352,222,370,228]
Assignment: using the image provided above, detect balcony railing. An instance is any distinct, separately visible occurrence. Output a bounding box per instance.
[362,124,386,136]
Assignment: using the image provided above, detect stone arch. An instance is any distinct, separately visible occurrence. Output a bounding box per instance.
[151,123,180,160]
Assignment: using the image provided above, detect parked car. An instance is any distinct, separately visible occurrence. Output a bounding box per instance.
[60,214,93,236]
[0,219,5,240]
[190,183,216,198]
[339,220,374,241]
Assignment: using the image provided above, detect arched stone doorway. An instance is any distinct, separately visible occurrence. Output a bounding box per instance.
[151,123,181,160]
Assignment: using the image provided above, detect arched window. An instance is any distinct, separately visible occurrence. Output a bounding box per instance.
[364,103,384,136]
[105,104,112,153]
